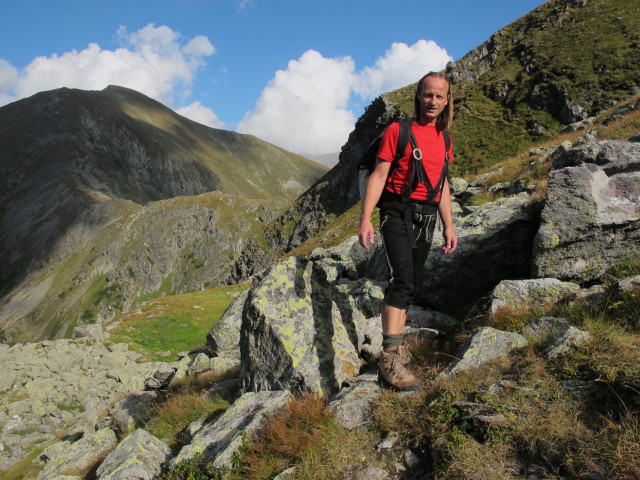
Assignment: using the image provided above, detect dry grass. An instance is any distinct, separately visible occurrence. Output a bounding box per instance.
[435,436,518,480]
[148,391,229,446]
[236,394,374,480]
[373,330,640,479]
[579,413,640,480]
[147,369,237,449]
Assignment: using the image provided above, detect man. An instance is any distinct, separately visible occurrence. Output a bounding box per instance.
[358,72,458,390]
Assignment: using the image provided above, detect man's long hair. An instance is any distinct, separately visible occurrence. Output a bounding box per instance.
[413,72,454,131]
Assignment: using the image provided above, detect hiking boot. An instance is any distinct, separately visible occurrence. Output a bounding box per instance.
[396,345,413,366]
[378,350,421,391]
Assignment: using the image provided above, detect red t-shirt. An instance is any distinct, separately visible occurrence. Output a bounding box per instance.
[377,122,454,202]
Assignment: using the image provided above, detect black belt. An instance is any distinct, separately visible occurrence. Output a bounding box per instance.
[380,191,438,248]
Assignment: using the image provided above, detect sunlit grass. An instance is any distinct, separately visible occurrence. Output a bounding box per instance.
[107,283,248,361]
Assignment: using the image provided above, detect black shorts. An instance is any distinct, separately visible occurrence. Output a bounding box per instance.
[379,193,438,310]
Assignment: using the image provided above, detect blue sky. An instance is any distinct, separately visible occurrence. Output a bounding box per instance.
[0,0,546,155]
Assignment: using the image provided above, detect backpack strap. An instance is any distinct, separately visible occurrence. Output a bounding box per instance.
[402,129,451,203]
[387,118,412,197]
[393,118,412,164]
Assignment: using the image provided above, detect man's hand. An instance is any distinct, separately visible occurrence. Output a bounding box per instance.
[442,226,458,255]
[358,218,376,250]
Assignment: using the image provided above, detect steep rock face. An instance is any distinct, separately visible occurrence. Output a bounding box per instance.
[418,193,542,318]
[532,140,640,282]
[446,33,502,86]
[0,192,286,343]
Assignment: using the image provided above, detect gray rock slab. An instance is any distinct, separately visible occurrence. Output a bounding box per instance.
[95,429,172,480]
[38,428,118,480]
[444,327,528,376]
[328,376,382,430]
[533,140,640,282]
[488,278,580,314]
[171,390,292,469]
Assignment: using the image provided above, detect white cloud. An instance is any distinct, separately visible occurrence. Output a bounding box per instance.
[237,40,451,155]
[177,101,225,128]
[0,59,18,105]
[0,24,214,108]
[354,40,453,98]
[236,50,357,155]
[236,0,255,14]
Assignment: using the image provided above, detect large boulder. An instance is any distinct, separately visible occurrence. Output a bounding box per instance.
[205,289,249,365]
[417,193,542,318]
[238,245,386,396]
[533,140,640,282]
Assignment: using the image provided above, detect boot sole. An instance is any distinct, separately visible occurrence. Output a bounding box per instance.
[377,372,421,391]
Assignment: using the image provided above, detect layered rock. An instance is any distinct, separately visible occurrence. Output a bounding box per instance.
[533,140,640,282]
[170,390,293,469]
[238,246,386,396]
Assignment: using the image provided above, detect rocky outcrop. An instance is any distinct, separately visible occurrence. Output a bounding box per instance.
[533,140,640,282]
[238,248,386,396]
[446,33,502,85]
[418,193,542,317]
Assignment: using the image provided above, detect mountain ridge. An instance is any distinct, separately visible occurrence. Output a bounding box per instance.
[0,86,327,341]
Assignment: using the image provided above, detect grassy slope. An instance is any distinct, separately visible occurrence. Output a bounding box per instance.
[106,283,249,361]
[111,87,328,201]
[7,191,285,344]
[384,0,639,177]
